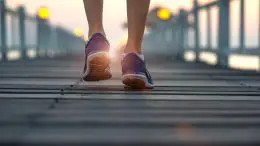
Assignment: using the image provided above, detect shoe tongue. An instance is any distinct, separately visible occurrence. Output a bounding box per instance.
[85,33,108,55]
[85,33,105,45]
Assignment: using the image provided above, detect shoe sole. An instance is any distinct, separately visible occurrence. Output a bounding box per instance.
[122,74,153,89]
[83,52,112,81]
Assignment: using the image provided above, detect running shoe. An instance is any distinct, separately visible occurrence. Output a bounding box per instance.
[121,53,153,89]
[83,33,112,81]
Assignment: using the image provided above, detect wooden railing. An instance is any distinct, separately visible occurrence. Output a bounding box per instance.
[177,0,260,67]
[0,0,84,62]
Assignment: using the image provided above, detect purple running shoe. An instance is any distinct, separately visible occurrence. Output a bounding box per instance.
[121,53,154,89]
[83,33,112,81]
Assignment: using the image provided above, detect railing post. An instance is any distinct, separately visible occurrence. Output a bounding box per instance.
[259,0,260,71]
[37,17,50,58]
[36,16,40,58]
[207,8,212,50]
[36,17,45,58]
[178,9,186,60]
[240,0,245,53]
[18,6,27,60]
[53,27,59,55]
[44,24,50,57]
[193,0,200,62]
[217,0,230,67]
[0,0,7,61]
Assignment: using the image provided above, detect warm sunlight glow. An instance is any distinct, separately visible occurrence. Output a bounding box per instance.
[184,51,196,61]
[229,54,260,71]
[37,6,50,20]
[83,35,88,41]
[7,50,21,61]
[115,34,128,52]
[27,49,36,59]
[199,52,217,65]
[109,49,115,59]
[157,8,171,21]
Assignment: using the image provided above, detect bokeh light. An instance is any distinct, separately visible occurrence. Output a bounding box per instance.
[157,8,171,21]
[37,6,50,20]
[73,28,83,37]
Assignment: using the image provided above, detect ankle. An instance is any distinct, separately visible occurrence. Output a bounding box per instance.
[122,52,145,61]
[88,32,106,38]
[124,44,142,54]
[88,28,106,38]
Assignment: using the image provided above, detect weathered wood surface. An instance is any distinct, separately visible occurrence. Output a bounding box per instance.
[0,57,260,146]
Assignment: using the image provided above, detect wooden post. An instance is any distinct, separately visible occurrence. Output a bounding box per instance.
[18,6,27,60]
[178,9,186,60]
[44,23,50,57]
[240,0,245,53]
[207,8,212,50]
[258,0,260,71]
[194,0,200,62]
[0,0,7,61]
[217,0,230,67]
[36,16,41,57]
[37,17,50,57]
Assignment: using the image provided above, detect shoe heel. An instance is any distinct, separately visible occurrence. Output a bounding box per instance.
[122,74,146,89]
[83,52,112,81]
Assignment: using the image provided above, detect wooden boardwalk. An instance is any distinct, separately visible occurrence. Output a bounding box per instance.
[0,57,260,146]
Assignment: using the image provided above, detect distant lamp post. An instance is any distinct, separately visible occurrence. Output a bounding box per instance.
[74,28,83,37]
[157,8,171,21]
[37,6,50,20]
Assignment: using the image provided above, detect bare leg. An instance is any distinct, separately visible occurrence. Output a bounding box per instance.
[82,0,111,81]
[83,0,105,37]
[126,0,150,54]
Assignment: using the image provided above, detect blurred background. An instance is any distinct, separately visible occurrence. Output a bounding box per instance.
[6,0,195,44]
[1,0,260,71]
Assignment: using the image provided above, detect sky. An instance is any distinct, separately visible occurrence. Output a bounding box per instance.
[6,0,260,47]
